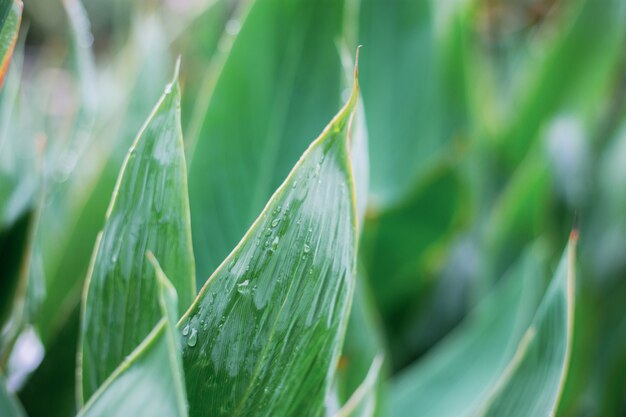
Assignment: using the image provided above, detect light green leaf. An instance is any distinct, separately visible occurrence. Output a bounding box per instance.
[0,0,21,89]
[478,235,577,416]
[0,376,25,417]
[336,272,386,416]
[80,63,195,402]
[390,243,547,417]
[188,0,346,283]
[78,254,188,417]
[180,66,360,417]
[334,355,383,417]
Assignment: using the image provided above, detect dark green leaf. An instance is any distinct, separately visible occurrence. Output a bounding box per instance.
[180,68,360,417]
[80,63,195,402]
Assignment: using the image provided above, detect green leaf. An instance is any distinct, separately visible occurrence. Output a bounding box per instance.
[333,355,383,417]
[390,243,547,417]
[0,0,21,89]
[478,235,577,416]
[78,254,188,417]
[187,0,346,283]
[336,272,387,416]
[80,63,195,402]
[492,0,626,165]
[0,376,25,417]
[180,66,360,417]
[358,0,465,207]
[361,163,466,317]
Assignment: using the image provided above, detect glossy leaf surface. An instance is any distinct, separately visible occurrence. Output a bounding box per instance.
[188,0,345,283]
[80,65,195,402]
[78,255,188,417]
[180,71,359,417]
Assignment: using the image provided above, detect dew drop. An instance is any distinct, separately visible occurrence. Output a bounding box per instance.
[237,279,250,295]
[303,243,311,253]
[271,236,280,251]
[182,324,190,336]
[271,218,280,228]
[187,328,198,347]
[292,181,298,189]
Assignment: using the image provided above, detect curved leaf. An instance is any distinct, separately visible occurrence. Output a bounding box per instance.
[78,255,188,417]
[390,243,547,417]
[479,234,577,416]
[180,66,360,417]
[336,272,386,416]
[334,355,383,417]
[187,0,346,283]
[80,63,195,402]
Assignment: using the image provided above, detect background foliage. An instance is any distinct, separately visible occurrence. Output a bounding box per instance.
[1,0,626,416]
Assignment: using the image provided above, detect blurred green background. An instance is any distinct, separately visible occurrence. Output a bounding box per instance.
[2,0,626,415]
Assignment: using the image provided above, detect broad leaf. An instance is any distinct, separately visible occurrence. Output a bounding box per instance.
[80,63,195,402]
[188,0,346,283]
[478,234,577,416]
[180,66,360,417]
[78,255,188,417]
[0,0,21,89]
[390,243,546,417]
[358,0,467,207]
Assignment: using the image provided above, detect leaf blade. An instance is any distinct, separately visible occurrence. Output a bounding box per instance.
[181,68,360,417]
[77,255,188,417]
[80,64,195,402]
[187,0,346,283]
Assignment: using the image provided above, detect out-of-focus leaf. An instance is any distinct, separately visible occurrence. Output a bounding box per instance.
[18,307,80,417]
[80,64,195,402]
[479,235,577,416]
[180,68,359,417]
[334,355,383,417]
[358,0,467,207]
[0,210,33,363]
[0,211,30,334]
[188,0,346,283]
[482,146,551,284]
[0,0,21,89]
[0,376,25,417]
[492,0,626,166]
[337,273,387,417]
[390,243,547,417]
[361,162,467,317]
[78,255,188,417]
[36,14,173,341]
